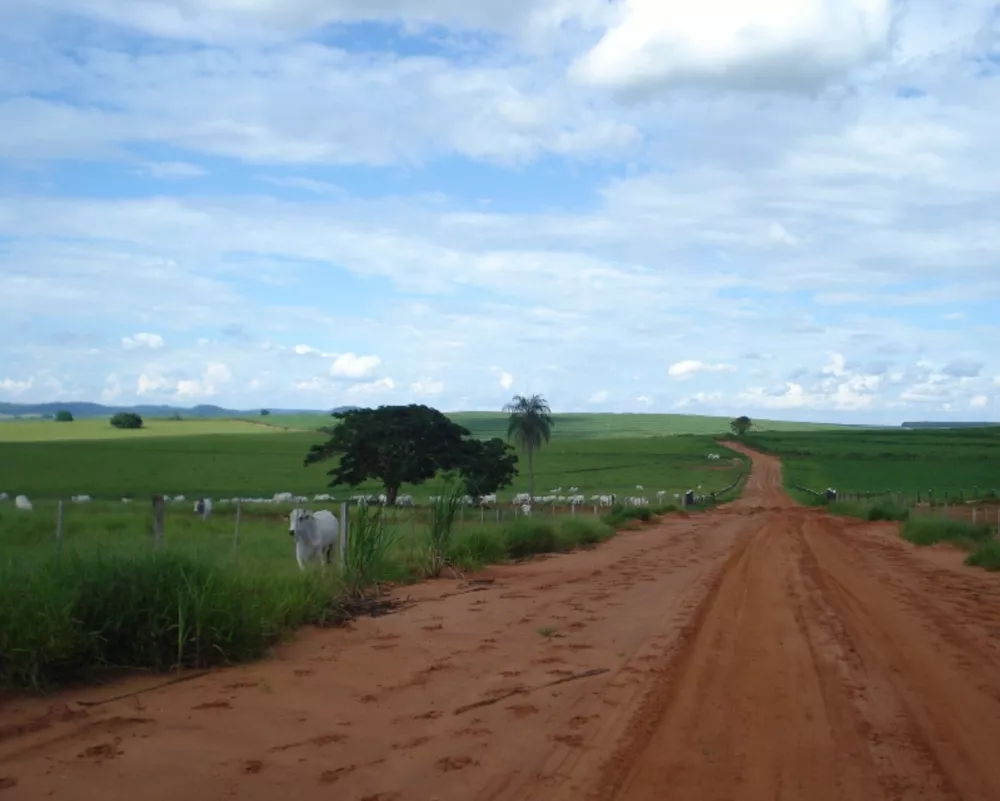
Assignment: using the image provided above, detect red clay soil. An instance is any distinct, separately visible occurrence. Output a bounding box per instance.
[4,445,1000,800]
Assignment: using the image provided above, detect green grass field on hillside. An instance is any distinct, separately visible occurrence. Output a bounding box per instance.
[262,411,852,439]
[744,427,1000,500]
[0,417,285,442]
[0,432,745,500]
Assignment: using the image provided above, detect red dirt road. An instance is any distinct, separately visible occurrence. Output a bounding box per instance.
[4,446,1000,800]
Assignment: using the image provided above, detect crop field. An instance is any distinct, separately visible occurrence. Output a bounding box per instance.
[262,411,853,438]
[0,431,745,501]
[0,417,284,443]
[742,426,1000,501]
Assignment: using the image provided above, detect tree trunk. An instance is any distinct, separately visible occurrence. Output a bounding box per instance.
[386,485,399,506]
[528,448,535,499]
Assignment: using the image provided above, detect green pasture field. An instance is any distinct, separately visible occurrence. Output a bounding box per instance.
[0,417,285,443]
[744,426,1000,500]
[263,411,852,439]
[0,432,745,501]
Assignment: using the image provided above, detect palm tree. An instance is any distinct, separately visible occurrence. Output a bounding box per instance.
[503,393,554,499]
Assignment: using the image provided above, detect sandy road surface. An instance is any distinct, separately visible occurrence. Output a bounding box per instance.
[4,447,1000,800]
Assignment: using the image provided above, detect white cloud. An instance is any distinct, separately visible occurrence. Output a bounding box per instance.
[572,0,892,96]
[122,332,165,350]
[100,373,123,403]
[411,377,445,396]
[636,394,653,405]
[330,353,381,379]
[498,370,514,390]
[175,363,232,398]
[970,395,988,408]
[0,376,34,395]
[346,377,396,397]
[588,390,610,403]
[668,360,737,380]
[139,161,206,179]
[136,371,169,395]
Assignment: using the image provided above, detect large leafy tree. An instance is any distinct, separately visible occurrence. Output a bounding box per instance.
[458,437,519,498]
[110,412,143,430]
[304,404,474,505]
[730,415,752,436]
[503,393,554,498]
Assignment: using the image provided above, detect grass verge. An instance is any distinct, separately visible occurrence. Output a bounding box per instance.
[825,499,911,522]
[901,516,993,548]
[1,506,668,693]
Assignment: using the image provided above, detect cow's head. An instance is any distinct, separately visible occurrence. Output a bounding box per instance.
[289,508,312,536]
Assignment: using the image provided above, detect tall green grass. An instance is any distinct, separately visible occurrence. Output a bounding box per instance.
[965,540,1000,571]
[0,552,336,692]
[343,505,399,596]
[425,482,465,577]
[901,516,994,547]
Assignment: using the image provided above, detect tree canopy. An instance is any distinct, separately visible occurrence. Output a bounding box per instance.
[110,412,143,430]
[304,404,509,504]
[503,393,554,498]
[730,415,752,436]
[457,437,518,497]
[54,410,73,422]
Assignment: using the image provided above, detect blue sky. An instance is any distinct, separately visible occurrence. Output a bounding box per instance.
[1,0,999,424]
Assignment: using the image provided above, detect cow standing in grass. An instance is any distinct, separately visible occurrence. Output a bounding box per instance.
[194,498,213,520]
[288,508,340,570]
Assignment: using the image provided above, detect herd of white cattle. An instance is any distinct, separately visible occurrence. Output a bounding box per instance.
[1,453,728,518]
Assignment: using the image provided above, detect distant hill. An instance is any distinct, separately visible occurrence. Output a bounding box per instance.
[901,421,1000,429]
[0,402,358,420]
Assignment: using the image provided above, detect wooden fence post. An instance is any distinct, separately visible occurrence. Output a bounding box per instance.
[152,495,165,550]
[233,500,242,557]
[339,502,348,569]
[56,500,64,561]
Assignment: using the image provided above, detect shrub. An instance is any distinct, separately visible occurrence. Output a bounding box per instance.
[555,518,613,551]
[965,540,1000,571]
[426,482,464,577]
[866,500,910,522]
[447,529,508,570]
[503,519,557,558]
[0,552,335,692]
[343,504,398,596]
[110,412,143,430]
[54,410,73,422]
[602,504,654,527]
[901,517,993,548]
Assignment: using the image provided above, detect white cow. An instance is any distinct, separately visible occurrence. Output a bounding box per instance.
[15,494,32,511]
[289,508,340,570]
[72,494,91,503]
[194,498,213,520]
[0,492,8,502]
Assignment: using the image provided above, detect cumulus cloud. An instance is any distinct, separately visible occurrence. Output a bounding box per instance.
[491,369,514,390]
[330,353,381,379]
[970,394,988,408]
[136,372,169,395]
[176,363,232,397]
[122,332,164,350]
[588,390,610,403]
[636,394,653,405]
[100,373,123,403]
[346,377,396,397]
[942,359,983,378]
[411,377,445,396]
[0,376,33,395]
[573,0,892,96]
[668,360,737,380]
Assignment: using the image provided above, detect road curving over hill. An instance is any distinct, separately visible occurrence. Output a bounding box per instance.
[3,446,1000,800]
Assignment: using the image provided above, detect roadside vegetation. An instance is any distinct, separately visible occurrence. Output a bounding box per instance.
[1,398,746,694]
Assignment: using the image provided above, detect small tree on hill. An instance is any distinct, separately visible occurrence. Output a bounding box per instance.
[260,409,270,416]
[110,412,143,430]
[458,437,519,498]
[304,404,475,505]
[54,410,74,422]
[730,415,752,436]
[503,393,554,499]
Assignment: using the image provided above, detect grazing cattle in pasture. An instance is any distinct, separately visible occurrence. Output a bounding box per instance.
[289,508,340,570]
[0,492,8,502]
[15,495,32,511]
[72,494,91,503]
[194,498,213,520]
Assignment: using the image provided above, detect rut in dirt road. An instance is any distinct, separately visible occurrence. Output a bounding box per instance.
[600,445,1000,801]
